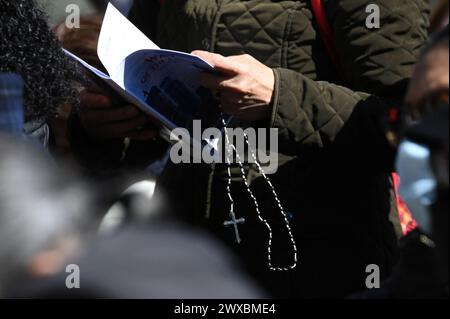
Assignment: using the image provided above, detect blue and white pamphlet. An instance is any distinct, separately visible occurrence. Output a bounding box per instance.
[65,3,227,150]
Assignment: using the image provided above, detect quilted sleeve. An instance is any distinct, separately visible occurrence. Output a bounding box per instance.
[270,68,395,169]
[269,0,429,162]
[324,0,430,97]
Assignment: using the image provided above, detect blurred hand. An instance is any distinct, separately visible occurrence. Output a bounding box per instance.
[78,89,159,141]
[192,51,275,121]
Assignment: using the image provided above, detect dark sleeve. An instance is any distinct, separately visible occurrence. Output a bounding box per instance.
[128,0,161,39]
[324,0,430,98]
[270,71,395,170]
[269,0,429,167]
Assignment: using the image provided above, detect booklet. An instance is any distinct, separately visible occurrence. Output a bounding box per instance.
[65,3,227,150]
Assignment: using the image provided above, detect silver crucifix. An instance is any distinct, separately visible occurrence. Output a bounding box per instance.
[224,212,245,244]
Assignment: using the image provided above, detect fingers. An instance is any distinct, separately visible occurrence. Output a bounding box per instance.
[200,72,247,94]
[192,50,239,75]
[199,72,228,90]
[80,105,141,125]
[220,90,244,112]
[200,74,251,112]
[91,114,152,140]
[80,90,112,109]
[79,87,161,141]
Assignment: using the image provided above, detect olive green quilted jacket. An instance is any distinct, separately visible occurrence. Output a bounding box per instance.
[127,0,430,298]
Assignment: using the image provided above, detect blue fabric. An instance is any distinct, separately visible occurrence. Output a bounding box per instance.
[0,73,24,136]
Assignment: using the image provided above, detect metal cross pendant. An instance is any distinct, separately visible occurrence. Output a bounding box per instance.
[224,212,245,244]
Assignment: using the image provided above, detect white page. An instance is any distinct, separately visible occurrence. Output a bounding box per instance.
[97,3,159,83]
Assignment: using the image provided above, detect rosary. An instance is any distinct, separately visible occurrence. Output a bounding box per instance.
[220,115,298,272]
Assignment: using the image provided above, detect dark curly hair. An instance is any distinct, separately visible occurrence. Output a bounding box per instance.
[0,0,81,121]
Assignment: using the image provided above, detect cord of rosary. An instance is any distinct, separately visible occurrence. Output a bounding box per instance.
[221,115,298,271]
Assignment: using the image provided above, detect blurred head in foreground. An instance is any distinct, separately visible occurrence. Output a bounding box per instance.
[0,134,263,299]
[0,134,96,297]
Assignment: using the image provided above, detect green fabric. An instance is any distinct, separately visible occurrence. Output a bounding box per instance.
[126,0,430,298]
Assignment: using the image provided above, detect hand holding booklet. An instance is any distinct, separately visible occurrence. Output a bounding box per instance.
[65,3,227,149]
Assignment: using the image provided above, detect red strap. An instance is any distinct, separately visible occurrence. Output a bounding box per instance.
[310,0,340,71]
[392,173,418,235]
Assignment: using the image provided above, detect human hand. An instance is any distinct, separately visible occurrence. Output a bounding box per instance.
[78,89,159,141]
[192,51,275,121]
